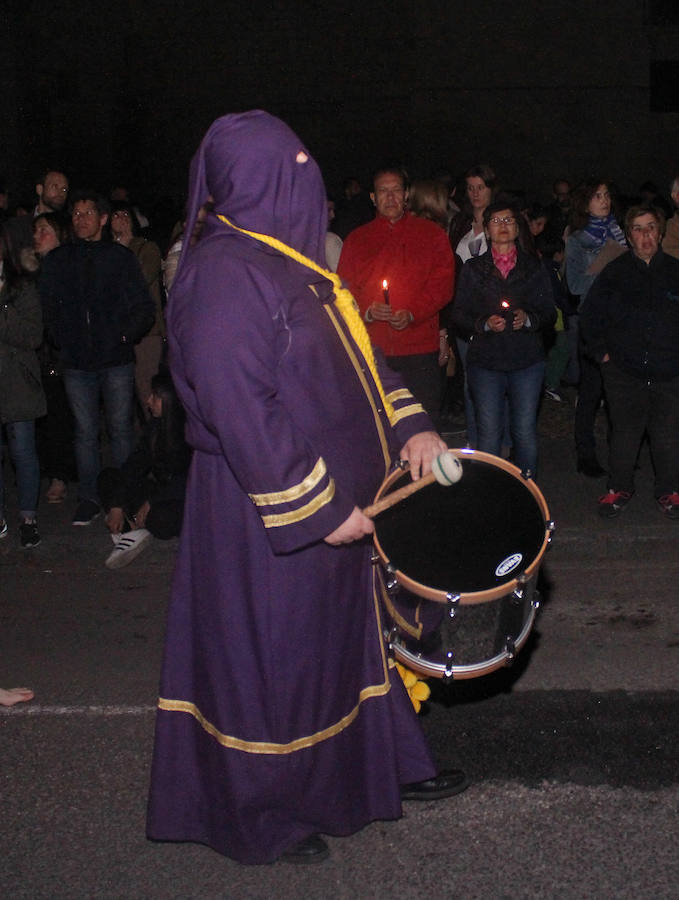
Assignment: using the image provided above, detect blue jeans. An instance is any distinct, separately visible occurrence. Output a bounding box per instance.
[63,364,135,503]
[468,361,545,475]
[0,421,40,519]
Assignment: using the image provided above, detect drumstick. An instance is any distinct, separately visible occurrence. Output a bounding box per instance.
[363,452,462,519]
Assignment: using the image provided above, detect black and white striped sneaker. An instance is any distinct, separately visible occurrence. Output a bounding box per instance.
[105,529,152,569]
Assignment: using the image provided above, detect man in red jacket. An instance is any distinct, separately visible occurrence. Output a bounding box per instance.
[338,168,455,423]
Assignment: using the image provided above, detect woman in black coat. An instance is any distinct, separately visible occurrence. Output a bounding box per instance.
[451,200,556,475]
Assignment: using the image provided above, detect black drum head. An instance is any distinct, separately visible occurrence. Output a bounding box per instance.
[375,457,546,595]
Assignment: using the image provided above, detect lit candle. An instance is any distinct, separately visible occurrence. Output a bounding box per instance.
[501,299,512,325]
[382,279,390,305]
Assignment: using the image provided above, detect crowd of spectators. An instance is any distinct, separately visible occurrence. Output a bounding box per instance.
[2,162,679,559]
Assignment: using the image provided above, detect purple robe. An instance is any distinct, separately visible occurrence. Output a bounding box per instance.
[146,111,436,865]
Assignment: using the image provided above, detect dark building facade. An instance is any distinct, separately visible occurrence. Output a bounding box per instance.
[3,0,679,209]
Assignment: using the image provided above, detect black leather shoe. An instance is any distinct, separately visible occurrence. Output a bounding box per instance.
[281,834,329,864]
[401,768,469,801]
[577,457,606,478]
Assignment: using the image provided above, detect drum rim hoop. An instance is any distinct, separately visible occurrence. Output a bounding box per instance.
[372,448,551,606]
[389,600,538,679]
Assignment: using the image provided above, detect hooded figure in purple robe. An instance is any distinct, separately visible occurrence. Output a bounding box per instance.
[146,111,450,864]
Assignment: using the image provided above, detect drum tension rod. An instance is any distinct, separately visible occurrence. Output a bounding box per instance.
[385,563,399,595]
[444,649,455,681]
[504,636,516,665]
[446,593,460,619]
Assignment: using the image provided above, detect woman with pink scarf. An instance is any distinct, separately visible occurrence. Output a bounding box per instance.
[451,199,556,475]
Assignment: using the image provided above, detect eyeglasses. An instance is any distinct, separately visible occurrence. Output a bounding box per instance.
[488,216,516,225]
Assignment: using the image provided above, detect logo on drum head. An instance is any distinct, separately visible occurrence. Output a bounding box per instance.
[495,553,523,577]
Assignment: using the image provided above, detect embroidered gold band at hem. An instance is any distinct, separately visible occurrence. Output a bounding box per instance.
[249,457,327,506]
[158,678,391,755]
[260,480,335,527]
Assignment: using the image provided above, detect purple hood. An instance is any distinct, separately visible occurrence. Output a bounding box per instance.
[174,111,329,283]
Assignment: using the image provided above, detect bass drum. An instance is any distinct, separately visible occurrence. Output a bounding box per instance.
[373,449,553,680]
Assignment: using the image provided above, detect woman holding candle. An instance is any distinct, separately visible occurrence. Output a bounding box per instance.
[451,200,556,475]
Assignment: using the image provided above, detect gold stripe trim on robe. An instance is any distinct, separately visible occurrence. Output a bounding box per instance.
[157,572,392,756]
[260,480,335,528]
[386,388,414,403]
[248,457,327,506]
[323,303,391,474]
[389,403,427,425]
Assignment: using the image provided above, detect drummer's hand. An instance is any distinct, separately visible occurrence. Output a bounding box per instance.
[400,431,449,481]
[324,506,374,545]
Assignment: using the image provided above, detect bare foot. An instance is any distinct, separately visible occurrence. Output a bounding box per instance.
[0,687,35,707]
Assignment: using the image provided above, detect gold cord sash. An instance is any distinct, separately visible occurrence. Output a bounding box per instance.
[217,214,394,420]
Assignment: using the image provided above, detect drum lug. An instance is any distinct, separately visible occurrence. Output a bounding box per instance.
[504,636,516,664]
[546,519,556,544]
[370,553,380,565]
[520,468,533,480]
[444,649,455,680]
[385,563,399,595]
[511,574,527,604]
[531,589,541,612]
[446,593,460,619]
[385,624,400,647]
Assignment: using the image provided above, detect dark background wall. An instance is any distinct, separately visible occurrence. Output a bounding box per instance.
[3,0,679,217]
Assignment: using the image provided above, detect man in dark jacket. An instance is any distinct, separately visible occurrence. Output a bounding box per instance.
[40,190,155,525]
[581,204,679,519]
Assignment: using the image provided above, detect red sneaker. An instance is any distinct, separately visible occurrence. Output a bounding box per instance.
[657,492,679,519]
[598,489,633,518]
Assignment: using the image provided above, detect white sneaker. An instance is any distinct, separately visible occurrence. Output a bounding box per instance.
[105,529,152,569]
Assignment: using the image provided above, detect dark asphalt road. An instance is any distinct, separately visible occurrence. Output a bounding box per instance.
[2,390,679,897]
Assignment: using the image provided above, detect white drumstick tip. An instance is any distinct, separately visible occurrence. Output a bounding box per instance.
[432,452,463,486]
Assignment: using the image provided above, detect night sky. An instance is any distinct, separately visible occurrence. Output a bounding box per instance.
[4,0,679,227]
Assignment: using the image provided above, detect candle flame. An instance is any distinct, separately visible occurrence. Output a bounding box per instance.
[382,279,388,290]
[501,300,510,308]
